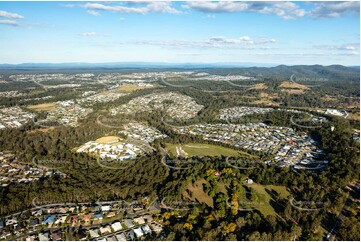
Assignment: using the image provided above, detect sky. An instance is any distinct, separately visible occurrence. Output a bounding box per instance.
[0,1,359,65]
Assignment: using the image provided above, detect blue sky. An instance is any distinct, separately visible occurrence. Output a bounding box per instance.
[0,1,359,65]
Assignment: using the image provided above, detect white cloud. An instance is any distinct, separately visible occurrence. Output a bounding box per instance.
[133,36,276,49]
[81,32,97,37]
[87,10,101,16]
[311,1,360,18]
[0,10,24,19]
[84,2,180,15]
[208,36,276,45]
[338,43,359,51]
[314,43,359,51]
[60,4,76,8]
[0,19,19,26]
[182,1,305,19]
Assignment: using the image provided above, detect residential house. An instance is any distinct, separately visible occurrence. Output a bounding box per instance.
[133,227,144,238]
[89,228,100,239]
[38,232,50,241]
[151,223,163,234]
[111,222,122,232]
[100,225,112,235]
[51,232,62,241]
[67,215,78,225]
[106,211,116,218]
[81,213,93,223]
[106,235,117,241]
[141,224,152,235]
[54,215,67,225]
[93,213,103,221]
[42,214,56,225]
[25,234,37,241]
[101,205,110,212]
[133,217,145,225]
[124,219,134,228]
[125,230,135,241]
[29,218,39,228]
[115,233,127,241]
[6,218,17,225]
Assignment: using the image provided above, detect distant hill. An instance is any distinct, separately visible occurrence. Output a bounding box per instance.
[0,62,278,70]
[0,62,358,82]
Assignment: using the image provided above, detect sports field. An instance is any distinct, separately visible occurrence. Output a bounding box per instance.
[95,136,121,144]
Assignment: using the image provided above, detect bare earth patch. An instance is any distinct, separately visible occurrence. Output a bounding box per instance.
[259,92,269,98]
[280,81,309,90]
[27,127,55,134]
[248,83,267,90]
[27,103,56,112]
[321,96,338,102]
[183,178,214,207]
[250,100,280,106]
[281,89,306,94]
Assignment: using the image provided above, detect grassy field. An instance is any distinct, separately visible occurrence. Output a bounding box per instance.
[183,178,289,216]
[115,84,154,93]
[165,143,253,158]
[27,103,56,112]
[241,183,290,217]
[95,136,121,144]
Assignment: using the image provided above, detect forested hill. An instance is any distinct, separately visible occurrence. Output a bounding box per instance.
[206,65,360,82]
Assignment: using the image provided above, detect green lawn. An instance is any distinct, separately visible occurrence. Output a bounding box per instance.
[241,183,290,217]
[165,143,253,158]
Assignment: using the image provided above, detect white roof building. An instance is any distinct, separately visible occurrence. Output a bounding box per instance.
[111,222,122,232]
[133,227,144,238]
[133,217,145,225]
[101,205,110,212]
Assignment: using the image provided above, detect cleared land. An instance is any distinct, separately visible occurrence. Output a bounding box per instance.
[27,127,55,134]
[249,100,280,107]
[183,178,214,207]
[280,81,309,95]
[349,112,360,121]
[320,96,338,102]
[183,178,289,215]
[248,83,267,90]
[281,89,306,94]
[240,183,290,217]
[280,81,309,90]
[165,143,253,158]
[27,103,56,112]
[115,85,154,93]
